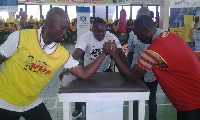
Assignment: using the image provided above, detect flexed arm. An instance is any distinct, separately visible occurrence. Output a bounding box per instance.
[68,53,106,80]
[103,41,136,82]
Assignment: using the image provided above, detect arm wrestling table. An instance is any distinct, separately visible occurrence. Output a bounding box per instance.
[59,72,150,120]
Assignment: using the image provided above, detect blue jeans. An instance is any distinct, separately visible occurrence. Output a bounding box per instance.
[133,80,158,120]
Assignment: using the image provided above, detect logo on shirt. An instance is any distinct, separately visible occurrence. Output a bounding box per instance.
[90,48,102,60]
[23,55,51,75]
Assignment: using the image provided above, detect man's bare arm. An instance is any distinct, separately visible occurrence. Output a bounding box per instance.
[72,48,84,60]
[68,53,106,80]
[127,52,133,65]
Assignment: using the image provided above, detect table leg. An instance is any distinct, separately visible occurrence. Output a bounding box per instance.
[138,100,145,120]
[63,102,72,120]
[128,101,133,120]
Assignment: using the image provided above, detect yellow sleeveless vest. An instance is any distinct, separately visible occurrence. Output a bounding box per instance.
[0,29,69,106]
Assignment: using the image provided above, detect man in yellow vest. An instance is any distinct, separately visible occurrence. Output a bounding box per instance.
[0,7,120,120]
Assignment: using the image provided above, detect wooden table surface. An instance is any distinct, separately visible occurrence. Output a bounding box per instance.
[59,72,149,93]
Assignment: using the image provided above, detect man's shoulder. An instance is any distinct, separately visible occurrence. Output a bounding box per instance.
[76,31,94,48]
[105,31,119,41]
[82,31,92,36]
[105,31,115,36]
[78,31,93,41]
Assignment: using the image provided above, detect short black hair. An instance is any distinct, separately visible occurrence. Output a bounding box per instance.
[45,7,68,24]
[93,17,106,26]
[133,15,155,32]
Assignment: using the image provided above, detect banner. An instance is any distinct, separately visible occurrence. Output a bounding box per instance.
[20,0,131,5]
[170,7,200,50]
[0,0,18,12]
[77,7,90,40]
[170,0,200,8]
[86,99,123,120]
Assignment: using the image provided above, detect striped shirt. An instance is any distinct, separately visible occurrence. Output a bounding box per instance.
[128,31,156,82]
[137,50,163,71]
[136,28,166,72]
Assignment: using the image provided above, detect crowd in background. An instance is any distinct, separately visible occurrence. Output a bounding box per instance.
[0,8,160,44]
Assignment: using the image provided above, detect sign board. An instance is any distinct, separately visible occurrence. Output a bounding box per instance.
[86,99,123,120]
[0,0,18,12]
[77,7,90,40]
[19,0,131,5]
[170,0,200,8]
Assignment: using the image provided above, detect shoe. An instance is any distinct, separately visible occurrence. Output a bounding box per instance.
[72,110,82,117]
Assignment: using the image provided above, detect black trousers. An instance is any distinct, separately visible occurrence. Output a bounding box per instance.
[177,108,200,120]
[133,80,158,120]
[0,102,52,120]
[75,102,86,111]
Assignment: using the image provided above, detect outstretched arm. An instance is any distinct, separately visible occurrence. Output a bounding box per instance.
[131,63,147,82]
[112,50,147,82]
[59,48,85,80]
[103,41,147,82]
[72,48,85,65]
[68,53,106,80]
[127,52,133,65]
[68,41,119,80]
[103,41,134,82]
[108,48,135,82]
[72,48,84,60]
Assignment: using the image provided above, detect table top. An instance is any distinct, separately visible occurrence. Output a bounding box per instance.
[59,72,149,94]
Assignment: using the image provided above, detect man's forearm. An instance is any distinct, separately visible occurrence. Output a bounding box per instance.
[127,52,133,65]
[68,53,106,80]
[84,53,106,72]
[111,49,135,82]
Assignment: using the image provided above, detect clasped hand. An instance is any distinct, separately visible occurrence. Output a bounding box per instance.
[103,40,117,55]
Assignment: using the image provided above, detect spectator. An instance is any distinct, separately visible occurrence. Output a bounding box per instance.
[19,8,27,28]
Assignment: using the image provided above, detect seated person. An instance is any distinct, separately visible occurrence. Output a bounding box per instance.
[0,20,4,41]
[69,17,131,117]
[126,17,134,40]
[3,23,12,35]
[33,21,40,29]
[12,24,18,32]
[112,20,120,37]
[71,22,77,33]
[66,22,77,41]
[39,15,44,27]
[27,15,35,29]
[0,20,4,33]
[14,15,20,25]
